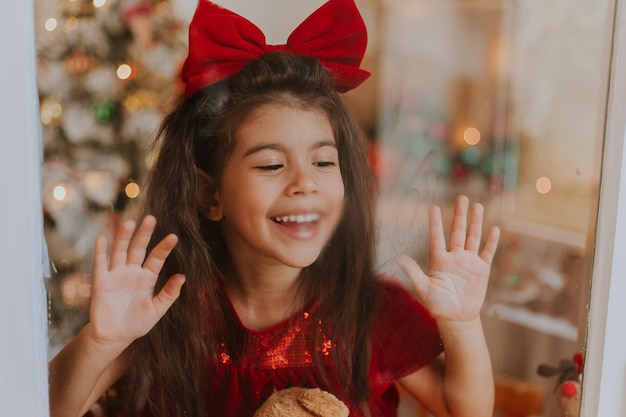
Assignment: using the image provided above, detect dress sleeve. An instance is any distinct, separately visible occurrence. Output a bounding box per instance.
[370,279,443,384]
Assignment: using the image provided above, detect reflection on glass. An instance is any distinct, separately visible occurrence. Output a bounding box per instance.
[35,0,187,356]
[369,1,613,416]
[37,0,614,416]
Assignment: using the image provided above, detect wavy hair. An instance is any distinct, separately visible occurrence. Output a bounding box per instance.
[115,52,378,416]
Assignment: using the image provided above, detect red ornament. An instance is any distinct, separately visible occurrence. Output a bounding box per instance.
[65,49,96,75]
[560,381,578,398]
[573,351,584,374]
[450,162,469,181]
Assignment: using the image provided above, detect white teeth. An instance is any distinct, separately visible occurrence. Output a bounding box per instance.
[273,213,319,223]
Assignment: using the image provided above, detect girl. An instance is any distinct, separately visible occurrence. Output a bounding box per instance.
[49,1,500,416]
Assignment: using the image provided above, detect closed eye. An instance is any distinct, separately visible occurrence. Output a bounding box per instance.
[256,164,283,171]
[314,161,336,168]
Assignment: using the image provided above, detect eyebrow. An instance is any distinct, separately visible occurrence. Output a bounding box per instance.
[242,140,337,157]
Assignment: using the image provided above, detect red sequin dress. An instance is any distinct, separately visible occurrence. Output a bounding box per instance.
[205,280,442,416]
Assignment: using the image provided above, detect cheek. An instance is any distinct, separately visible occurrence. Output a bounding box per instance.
[336,173,346,201]
[324,171,345,199]
[330,177,346,214]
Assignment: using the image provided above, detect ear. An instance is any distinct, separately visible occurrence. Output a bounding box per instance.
[196,169,223,221]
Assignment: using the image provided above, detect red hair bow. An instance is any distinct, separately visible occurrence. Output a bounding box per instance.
[181,0,370,97]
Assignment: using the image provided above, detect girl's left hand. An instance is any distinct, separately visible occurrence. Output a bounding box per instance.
[396,195,500,323]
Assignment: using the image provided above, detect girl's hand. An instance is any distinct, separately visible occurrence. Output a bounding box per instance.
[396,195,500,323]
[88,215,185,355]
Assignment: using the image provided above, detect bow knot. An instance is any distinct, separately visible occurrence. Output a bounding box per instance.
[182,0,370,97]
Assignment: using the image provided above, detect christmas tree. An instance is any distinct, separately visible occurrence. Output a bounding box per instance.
[35,0,187,356]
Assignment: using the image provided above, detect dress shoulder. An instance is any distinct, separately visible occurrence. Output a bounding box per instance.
[370,278,443,381]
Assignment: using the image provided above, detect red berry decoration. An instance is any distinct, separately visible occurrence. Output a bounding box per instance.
[561,381,578,398]
[573,351,584,374]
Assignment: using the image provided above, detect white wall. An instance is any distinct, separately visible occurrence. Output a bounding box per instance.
[0,1,50,416]
[172,0,326,44]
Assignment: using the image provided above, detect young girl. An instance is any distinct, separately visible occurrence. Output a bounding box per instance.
[49,1,500,416]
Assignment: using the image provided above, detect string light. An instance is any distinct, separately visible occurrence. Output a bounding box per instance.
[40,99,63,125]
[536,176,552,194]
[117,64,133,80]
[463,127,481,145]
[65,17,78,31]
[53,185,68,201]
[125,181,140,199]
[45,18,58,32]
[93,0,107,8]
[83,170,104,192]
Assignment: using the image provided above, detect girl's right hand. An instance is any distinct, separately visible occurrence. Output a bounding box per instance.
[88,215,185,356]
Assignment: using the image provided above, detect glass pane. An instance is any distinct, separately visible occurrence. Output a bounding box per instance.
[37,0,614,416]
[368,0,613,415]
[35,0,188,356]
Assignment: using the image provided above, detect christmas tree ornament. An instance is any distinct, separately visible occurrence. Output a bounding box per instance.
[94,100,114,123]
[37,61,72,95]
[84,65,121,97]
[121,108,162,144]
[137,42,183,79]
[65,49,97,75]
[62,104,98,144]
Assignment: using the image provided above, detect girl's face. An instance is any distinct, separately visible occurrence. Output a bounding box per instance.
[212,103,345,274]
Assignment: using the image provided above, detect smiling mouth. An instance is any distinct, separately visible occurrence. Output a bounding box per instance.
[272,213,320,224]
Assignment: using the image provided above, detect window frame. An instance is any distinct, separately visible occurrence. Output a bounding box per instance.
[2,0,626,415]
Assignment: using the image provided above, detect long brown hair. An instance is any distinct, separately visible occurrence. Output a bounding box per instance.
[120,52,378,416]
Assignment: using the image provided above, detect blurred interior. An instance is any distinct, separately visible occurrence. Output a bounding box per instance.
[35,0,615,416]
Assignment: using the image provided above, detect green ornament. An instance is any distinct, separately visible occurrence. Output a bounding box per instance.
[94,101,114,123]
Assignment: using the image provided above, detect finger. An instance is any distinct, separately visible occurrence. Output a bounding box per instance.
[93,235,109,278]
[395,255,429,300]
[479,226,501,265]
[449,195,469,250]
[465,203,484,253]
[142,233,179,276]
[152,274,186,318]
[428,205,447,257]
[109,219,136,268]
[127,215,157,265]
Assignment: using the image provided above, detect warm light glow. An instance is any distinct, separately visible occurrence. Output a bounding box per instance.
[93,0,107,7]
[536,176,552,194]
[117,64,133,80]
[45,18,58,31]
[53,185,67,201]
[40,100,63,125]
[51,103,63,117]
[156,1,171,14]
[84,170,104,191]
[61,272,92,308]
[124,95,141,112]
[65,17,78,31]
[463,127,481,145]
[125,182,140,199]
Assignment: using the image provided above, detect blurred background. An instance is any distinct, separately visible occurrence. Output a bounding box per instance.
[34,0,615,416]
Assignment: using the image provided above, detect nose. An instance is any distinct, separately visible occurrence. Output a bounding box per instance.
[285,164,319,196]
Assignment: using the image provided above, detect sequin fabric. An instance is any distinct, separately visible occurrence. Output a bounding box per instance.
[201,280,443,417]
[217,298,336,370]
